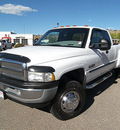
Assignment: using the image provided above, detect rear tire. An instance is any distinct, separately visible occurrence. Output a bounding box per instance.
[4,46,7,50]
[115,68,120,78]
[50,80,86,120]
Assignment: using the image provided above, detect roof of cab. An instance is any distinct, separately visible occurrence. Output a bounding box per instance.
[52,25,106,31]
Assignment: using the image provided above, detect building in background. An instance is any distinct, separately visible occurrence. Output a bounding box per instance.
[0,32,34,46]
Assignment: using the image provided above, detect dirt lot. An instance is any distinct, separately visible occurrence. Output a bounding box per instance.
[0,75,120,130]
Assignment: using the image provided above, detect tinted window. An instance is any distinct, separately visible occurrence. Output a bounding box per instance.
[102,30,111,44]
[91,30,103,44]
[90,29,111,47]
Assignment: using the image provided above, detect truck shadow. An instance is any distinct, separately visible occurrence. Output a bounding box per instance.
[36,74,118,115]
[33,73,118,116]
[82,74,117,113]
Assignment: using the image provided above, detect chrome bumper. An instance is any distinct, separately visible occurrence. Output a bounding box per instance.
[0,82,58,103]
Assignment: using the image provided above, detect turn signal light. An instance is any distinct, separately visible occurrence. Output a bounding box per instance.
[73,25,77,27]
[84,25,88,27]
[66,25,70,27]
[60,26,64,28]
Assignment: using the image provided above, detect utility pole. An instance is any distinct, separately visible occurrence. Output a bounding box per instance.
[57,23,59,27]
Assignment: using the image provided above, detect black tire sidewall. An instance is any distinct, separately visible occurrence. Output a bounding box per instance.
[51,81,86,120]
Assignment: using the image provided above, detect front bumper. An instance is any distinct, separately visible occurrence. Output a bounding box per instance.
[0,75,58,103]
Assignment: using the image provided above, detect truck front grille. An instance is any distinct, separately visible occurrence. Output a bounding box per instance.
[0,58,27,81]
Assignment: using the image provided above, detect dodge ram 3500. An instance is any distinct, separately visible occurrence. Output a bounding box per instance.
[0,26,120,120]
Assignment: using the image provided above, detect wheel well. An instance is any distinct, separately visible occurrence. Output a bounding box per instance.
[59,68,85,86]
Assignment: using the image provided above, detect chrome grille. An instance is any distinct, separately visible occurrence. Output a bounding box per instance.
[0,58,27,81]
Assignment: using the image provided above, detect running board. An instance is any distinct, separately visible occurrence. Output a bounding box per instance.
[86,72,112,89]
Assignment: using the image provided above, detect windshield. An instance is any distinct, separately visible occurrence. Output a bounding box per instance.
[34,28,89,48]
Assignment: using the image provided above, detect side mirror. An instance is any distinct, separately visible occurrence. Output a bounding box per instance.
[90,39,111,50]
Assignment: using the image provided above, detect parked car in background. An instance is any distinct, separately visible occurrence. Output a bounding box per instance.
[0,39,12,51]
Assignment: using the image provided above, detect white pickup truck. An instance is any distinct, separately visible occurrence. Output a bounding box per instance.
[0,26,120,120]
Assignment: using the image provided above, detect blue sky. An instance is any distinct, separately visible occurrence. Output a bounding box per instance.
[0,0,120,35]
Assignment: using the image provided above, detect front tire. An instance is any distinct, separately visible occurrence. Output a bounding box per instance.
[50,80,86,120]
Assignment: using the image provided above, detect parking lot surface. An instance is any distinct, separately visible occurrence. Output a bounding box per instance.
[0,75,120,130]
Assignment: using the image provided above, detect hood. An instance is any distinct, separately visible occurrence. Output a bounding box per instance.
[3,46,86,65]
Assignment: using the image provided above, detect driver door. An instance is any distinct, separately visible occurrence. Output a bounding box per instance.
[86,29,115,82]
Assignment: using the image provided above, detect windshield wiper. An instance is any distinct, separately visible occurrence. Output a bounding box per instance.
[47,44,62,46]
[34,44,62,46]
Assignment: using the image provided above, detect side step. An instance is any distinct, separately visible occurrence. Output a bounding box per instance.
[86,72,112,89]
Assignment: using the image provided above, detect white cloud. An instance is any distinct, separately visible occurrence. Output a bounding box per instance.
[0,4,37,16]
[88,20,92,22]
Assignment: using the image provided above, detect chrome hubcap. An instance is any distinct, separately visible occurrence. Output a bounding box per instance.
[61,91,80,113]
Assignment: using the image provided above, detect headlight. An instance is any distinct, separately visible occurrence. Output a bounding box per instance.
[28,72,55,82]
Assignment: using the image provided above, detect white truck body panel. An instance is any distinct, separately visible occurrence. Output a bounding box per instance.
[4,41,120,83]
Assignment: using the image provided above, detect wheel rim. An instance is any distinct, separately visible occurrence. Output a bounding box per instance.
[61,91,80,113]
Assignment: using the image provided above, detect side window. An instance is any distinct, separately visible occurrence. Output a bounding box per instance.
[91,30,103,44]
[102,30,111,44]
